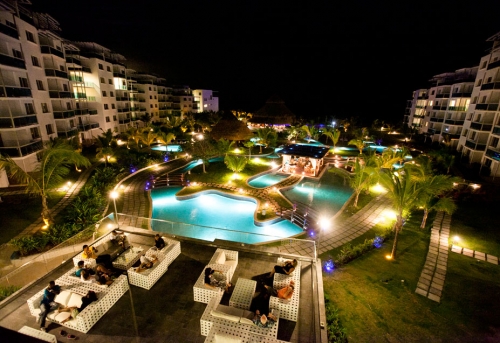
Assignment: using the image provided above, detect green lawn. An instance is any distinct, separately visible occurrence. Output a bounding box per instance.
[323,212,500,342]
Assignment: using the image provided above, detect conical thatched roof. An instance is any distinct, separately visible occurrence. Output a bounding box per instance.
[211,112,254,141]
[250,95,296,125]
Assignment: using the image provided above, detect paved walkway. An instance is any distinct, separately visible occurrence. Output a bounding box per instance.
[415,211,450,303]
[451,245,499,264]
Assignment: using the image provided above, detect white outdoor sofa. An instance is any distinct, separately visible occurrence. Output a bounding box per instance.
[204,324,289,343]
[72,231,126,268]
[27,274,129,333]
[126,238,181,290]
[270,257,302,322]
[194,263,232,304]
[201,293,281,340]
[209,249,238,280]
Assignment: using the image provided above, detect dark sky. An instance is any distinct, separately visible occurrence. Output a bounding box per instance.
[32,0,500,124]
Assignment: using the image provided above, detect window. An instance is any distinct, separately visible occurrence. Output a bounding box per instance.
[107,66,111,72]
[149,87,152,91]
[102,91,107,97]
[481,96,487,103]
[110,91,114,97]
[98,63,103,70]
[45,124,54,135]
[30,127,40,139]
[183,97,187,101]
[104,104,109,110]
[203,98,207,101]
[63,84,68,92]
[472,96,478,104]
[150,104,153,108]
[108,79,112,84]
[113,115,117,121]
[100,77,105,83]
[25,103,35,114]
[154,95,157,99]
[111,104,116,109]
[487,77,492,83]
[154,87,156,91]
[36,80,44,90]
[60,65,65,72]
[6,20,15,29]
[70,119,75,127]
[184,105,187,107]
[19,77,29,87]
[481,61,487,69]
[477,79,482,87]
[485,158,492,167]
[155,104,157,108]
[25,31,35,42]
[12,49,22,59]
[66,102,72,110]
[199,92,202,95]
[490,137,499,148]
[470,131,477,140]
[431,90,435,95]
[106,116,110,122]
[150,95,152,99]
[429,100,433,106]
[41,103,49,113]
[31,56,40,67]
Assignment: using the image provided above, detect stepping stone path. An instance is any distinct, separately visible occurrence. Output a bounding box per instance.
[415,211,450,303]
[450,245,499,265]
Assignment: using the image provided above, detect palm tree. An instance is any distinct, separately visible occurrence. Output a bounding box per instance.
[224,155,247,173]
[126,127,142,150]
[243,141,255,158]
[140,129,159,153]
[330,158,374,208]
[191,139,218,173]
[348,138,365,155]
[216,138,235,157]
[0,141,91,225]
[255,127,277,153]
[323,128,341,149]
[95,129,115,167]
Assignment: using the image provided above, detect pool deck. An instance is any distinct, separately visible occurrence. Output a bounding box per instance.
[0,233,321,342]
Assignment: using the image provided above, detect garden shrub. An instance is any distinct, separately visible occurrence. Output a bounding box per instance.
[0,285,21,302]
[333,229,392,268]
[325,294,348,343]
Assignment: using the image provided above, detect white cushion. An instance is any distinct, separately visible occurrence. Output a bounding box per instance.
[214,333,242,343]
[225,260,237,270]
[54,291,72,306]
[210,310,239,323]
[216,252,226,264]
[67,293,83,308]
[53,311,71,322]
[239,317,254,325]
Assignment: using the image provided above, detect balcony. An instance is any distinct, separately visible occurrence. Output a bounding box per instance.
[69,75,83,82]
[119,118,131,124]
[0,22,18,39]
[451,92,472,97]
[444,119,464,126]
[493,126,500,135]
[53,110,76,119]
[65,57,81,66]
[0,86,32,98]
[485,148,500,161]
[113,72,126,78]
[77,122,99,131]
[73,92,87,99]
[430,117,444,123]
[40,45,64,59]
[470,122,493,131]
[82,67,91,73]
[0,53,26,69]
[0,139,43,157]
[0,115,38,128]
[480,82,500,91]
[139,108,146,112]
[447,106,467,111]
[118,108,130,113]
[432,105,447,110]
[88,110,98,115]
[128,87,138,92]
[57,127,78,138]
[475,103,499,111]
[435,93,450,98]
[116,97,129,101]
[487,59,500,70]
[44,69,68,79]
[49,91,72,99]
[75,109,89,115]
[465,139,486,151]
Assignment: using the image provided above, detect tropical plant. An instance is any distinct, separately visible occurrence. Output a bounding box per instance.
[255,127,277,153]
[323,128,341,149]
[190,139,218,173]
[224,155,248,173]
[243,141,255,158]
[330,158,374,207]
[347,138,365,155]
[301,125,320,142]
[217,138,235,157]
[0,141,90,225]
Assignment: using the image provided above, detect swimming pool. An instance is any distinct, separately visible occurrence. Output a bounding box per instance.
[151,187,304,244]
[152,144,183,152]
[248,173,288,188]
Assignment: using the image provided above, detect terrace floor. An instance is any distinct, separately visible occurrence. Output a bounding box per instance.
[0,231,321,342]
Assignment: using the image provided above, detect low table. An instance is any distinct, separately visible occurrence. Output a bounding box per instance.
[18,326,57,343]
[229,278,256,310]
[112,246,144,270]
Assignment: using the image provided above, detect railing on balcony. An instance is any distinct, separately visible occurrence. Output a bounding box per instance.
[465,139,487,151]
[475,103,499,111]
[432,105,447,110]
[444,119,465,125]
[65,57,81,66]
[119,118,131,124]
[116,97,128,101]
[40,45,64,59]
[0,86,32,98]
[0,115,38,128]
[49,91,72,99]
[435,93,450,98]
[53,110,76,119]
[44,69,68,79]
[480,82,500,91]
[73,92,87,99]
[493,126,500,135]
[430,117,444,122]
[0,53,25,69]
[118,108,130,113]
[57,127,78,138]
[448,106,467,111]
[470,122,493,131]
[75,109,89,115]
[77,122,99,131]
[487,59,500,70]
[82,67,91,73]
[0,22,19,39]
[485,148,500,161]
[451,92,472,97]
[88,109,98,115]
[69,75,83,82]
[113,72,126,78]
[0,139,43,157]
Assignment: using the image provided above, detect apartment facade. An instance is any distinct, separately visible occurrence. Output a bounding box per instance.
[458,32,500,177]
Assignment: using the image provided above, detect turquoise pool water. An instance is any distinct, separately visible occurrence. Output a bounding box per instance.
[281,168,353,218]
[248,173,288,188]
[152,144,182,152]
[151,187,303,244]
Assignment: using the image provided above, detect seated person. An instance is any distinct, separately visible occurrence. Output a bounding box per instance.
[268,259,298,278]
[204,267,231,292]
[134,255,158,273]
[109,229,128,249]
[81,269,113,286]
[76,260,113,277]
[82,244,113,270]
[264,280,295,300]
[57,290,98,324]
[252,309,277,328]
[154,234,166,250]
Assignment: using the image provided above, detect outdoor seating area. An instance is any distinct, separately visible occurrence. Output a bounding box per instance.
[270,258,302,322]
[72,231,129,268]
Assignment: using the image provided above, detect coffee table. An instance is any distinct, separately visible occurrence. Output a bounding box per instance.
[229,278,256,310]
[112,246,144,270]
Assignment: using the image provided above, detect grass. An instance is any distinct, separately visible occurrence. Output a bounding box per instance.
[323,211,500,342]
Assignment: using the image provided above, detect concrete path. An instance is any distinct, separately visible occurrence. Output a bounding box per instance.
[415,211,450,303]
[451,245,499,265]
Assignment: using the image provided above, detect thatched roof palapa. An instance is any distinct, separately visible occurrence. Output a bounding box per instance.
[250,95,296,125]
[210,112,254,141]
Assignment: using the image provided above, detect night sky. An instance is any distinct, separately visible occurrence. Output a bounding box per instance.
[32,0,500,124]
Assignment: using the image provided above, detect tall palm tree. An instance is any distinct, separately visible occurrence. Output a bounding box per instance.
[330,158,374,208]
[191,139,218,173]
[243,141,255,158]
[126,127,142,150]
[348,138,365,155]
[0,141,91,225]
[323,128,341,149]
[255,127,277,153]
[216,138,235,157]
[140,129,159,153]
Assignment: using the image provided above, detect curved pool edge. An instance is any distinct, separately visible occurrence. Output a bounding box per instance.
[175,188,286,227]
[245,166,282,188]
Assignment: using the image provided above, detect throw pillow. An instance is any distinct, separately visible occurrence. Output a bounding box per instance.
[67,293,83,308]
[216,252,226,264]
[213,333,242,343]
[54,311,71,323]
[54,291,72,306]
[210,310,239,323]
[239,317,254,325]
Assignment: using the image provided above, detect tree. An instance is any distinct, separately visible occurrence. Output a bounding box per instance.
[0,141,91,225]
[348,138,365,155]
[323,128,341,149]
[330,158,374,208]
[191,139,218,173]
[243,141,255,158]
[216,138,235,157]
[255,127,277,153]
[95,129,115,167]
[301,125,320,142]
[224,155,248,173]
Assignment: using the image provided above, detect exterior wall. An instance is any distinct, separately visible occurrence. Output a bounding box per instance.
[193,89,219,113]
